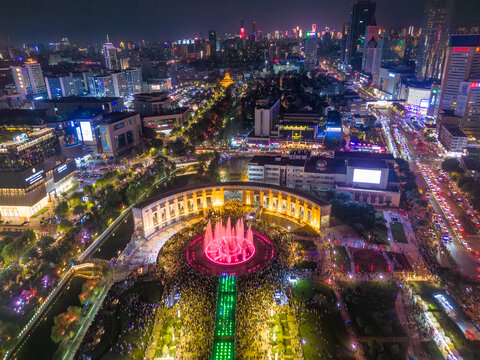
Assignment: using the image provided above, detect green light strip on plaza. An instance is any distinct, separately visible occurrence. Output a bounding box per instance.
[211,273,236,360]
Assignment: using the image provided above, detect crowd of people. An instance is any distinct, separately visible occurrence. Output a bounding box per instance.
[76,277,159,359]
[157,220,217,359]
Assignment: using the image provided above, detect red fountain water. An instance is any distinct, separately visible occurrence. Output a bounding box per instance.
[204,217,256,266]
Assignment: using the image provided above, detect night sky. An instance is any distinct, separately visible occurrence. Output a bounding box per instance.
[0,0,478,45]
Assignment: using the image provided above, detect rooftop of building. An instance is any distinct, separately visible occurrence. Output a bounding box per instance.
[449,34,480,47]
[134,92,169,98]
[334,150,395,161]
[0,109,48,126]
[255,97,279,109]
[443,125,467,138]
[347,158,388,169]
[249,155,291,166]
[37,96,121,104]
[142,107,190,117]
[100,111,138,124]
[461,156,480,171]
[0,128,55,148]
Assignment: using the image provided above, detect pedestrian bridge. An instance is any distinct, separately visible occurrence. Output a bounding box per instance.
[132,182,331,238]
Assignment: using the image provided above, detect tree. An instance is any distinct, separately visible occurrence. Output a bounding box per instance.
[83,184,95,196]
[55,201,69,217]
[73,204,86,215]
[39,236,55,250]
[78,279,102,305]
[58,219,73,232]
[50,306,81,343]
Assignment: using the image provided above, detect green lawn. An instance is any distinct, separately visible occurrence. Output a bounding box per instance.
[390,223,407,243]
[292,280,354,360]
[342,281,405,338]
[332,245,351,272]
[371,212,389,244]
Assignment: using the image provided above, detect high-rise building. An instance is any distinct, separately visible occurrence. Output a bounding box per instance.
[362,25,382,77]
[44,75,77,99]
[125,69,142,96]
[438,35,480,112]
[305,32,319,70]
[208,30,217,56]
[344,0,376,70]
[415,0,454,80]
[340,22,350,64]
[111,72,128,99]
[87,75,115,97]
[404,33,421,64]
[456,82,480,135]
[240,20,245,39]
[10,60,47,96]
[437,34,480,134]
[103,37,120,70]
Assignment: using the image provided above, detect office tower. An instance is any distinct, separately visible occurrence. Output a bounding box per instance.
[305,32,319,70]
[87,75,115,97]
[125,69,142,96]
[382,32,405,67]
[44,75,77,99]
[240,20,245,39]
[340,22,350,63]
[437,35,480,134]
[275,31,280,40]
[111,72,128,99]
[438,35,480,112]
[252,21,257,39]
[362,25,382,73]
[404,33,421,64]
[415,0,454,80]
[103,36,120,70]
[10,60,47,96]
[458,82,480,135]
[208,30,217,56]
[344,0,376,70]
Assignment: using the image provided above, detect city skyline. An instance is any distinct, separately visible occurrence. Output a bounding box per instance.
[0,0,469,45]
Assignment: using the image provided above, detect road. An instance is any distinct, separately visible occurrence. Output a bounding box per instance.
[371,105,480,279]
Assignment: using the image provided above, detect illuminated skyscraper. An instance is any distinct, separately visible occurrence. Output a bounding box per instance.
[362,25,383,84]
[415,0,454,80]
[208,30,217,57]
[305,32,319,70]
[240,20,245,39]
[344,0,376,70]
[437,35,480,134]
[10,59,46,96]
[103,36,120,70]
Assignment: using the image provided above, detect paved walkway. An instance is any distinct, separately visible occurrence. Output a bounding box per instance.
[333,290,366,360]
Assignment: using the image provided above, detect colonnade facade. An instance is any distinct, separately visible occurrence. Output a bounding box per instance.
[132,182,330,238]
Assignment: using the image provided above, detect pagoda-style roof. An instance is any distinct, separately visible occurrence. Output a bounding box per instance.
[220,71,234,87]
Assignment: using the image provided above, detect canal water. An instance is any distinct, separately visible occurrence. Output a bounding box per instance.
[12,276,86,360]
[92,213,134,260]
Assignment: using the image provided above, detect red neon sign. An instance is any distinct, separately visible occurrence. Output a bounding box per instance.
[470,82,480,88]
[240,28,245,39]
[453,47,470,52]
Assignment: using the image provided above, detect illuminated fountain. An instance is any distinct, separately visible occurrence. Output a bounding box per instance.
[204,218,256,266]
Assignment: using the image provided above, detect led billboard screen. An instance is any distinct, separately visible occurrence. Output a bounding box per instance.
[353,169,381,184]
[80,121,94,142]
